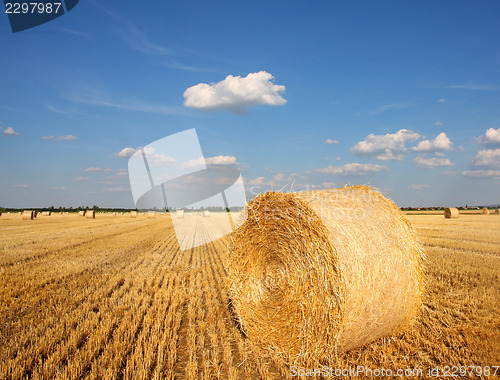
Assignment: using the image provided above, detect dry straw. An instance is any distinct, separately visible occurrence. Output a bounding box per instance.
[494,209,500,215]
[22,210,34,220]
[78,211,86,217]
[147,211,156,219]
[130,211,138,218]
[481,208,490,215]
[85,210,95,219]
[444,207,459,219]
[176,210,184,219]
[227,186,425,366]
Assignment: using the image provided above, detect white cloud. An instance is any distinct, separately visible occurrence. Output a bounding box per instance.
[435,152,445,157]
[478,128,500,147]
[3,127,18,136]
[183,71,286,113]
[183,155,237,169]
[408,184,430,190]
[51,186,68,191]
[117,168,128,176]
[205,155,237,165]
[246,176,266,186]
[435,121,443,126]
[13,184,28,188]
[115,147,138,158]
[413,155,453,169]
[462,169,500,178]
[315,163,389,176]
[104,187,130,192]
[75,177,89,181]
[412,132,453,153]
[324,138,339,145]
[42,135,77,141]
[437,98,446,103]
[447,83,499,90]
[143,147,176,166]
[472,149,500,167]
[350,129,421,160]
[84,167,113,172]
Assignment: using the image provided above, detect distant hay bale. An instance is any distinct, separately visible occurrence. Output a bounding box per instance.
[203,210,210,217]
[176,210,184,219]
[130,211,138,218]
[227,186,425,365]
[22,210,34,220]
[444,207,459,219]
[481,208,490,215]
[147,211,156,219]
[85,210,95,219]
[78,211,86,217]
[494,209,500,215]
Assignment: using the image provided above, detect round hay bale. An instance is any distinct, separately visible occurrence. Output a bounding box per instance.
[78,211,86,217]
[147,211,156,219]
[203,210,210,217]
[227,186,425,365]
[494,209,499,215]
[130,211,138,218]
[176,210,184,219]
[85,210,95,219]
[481,207,490,215]
[444,207,459,219]
[22,210,34,220]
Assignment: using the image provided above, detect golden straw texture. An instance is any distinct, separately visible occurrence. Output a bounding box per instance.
[227,186,425,365]
[481,208,490,215]
[444,207,459,218]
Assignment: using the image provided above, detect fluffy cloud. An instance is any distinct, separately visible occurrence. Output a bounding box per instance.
[462,170,500,178]
[84,167,113,172]
[413,155,453,169]
[3,127,18,136]
[115,147,138,158]
[315,163,389,175]
[412,132,453,153]
[478,128,500,147]
[183,71,286,113]
[408,184,430,190]
[42,135,77,141]
[472,149,500,167]
[75,177,89,181]
[437,98,446,103]
[350,129,421,160]
[324,138,339,145]
[117,168,128,176]
[246,176,266,186]
[184,155,237,168]
[435,121,443,126]
[205,155,237,165]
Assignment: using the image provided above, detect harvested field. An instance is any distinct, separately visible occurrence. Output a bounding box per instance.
[0,213,498,379]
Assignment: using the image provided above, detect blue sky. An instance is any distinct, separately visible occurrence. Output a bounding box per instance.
[1,0,499,208]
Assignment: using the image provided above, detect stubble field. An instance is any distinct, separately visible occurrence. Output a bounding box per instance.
[0,212,499,379]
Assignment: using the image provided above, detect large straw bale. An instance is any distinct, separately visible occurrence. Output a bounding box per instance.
[494,209,499,215]
[130,211,138,218]
[147,211,156,219]
[78,211,85,216]
[85,210,95,219]
[444,207,459,219]
[481,208,490,215]
[22,210,34,220]
[227,186,425,365]
[176,210,184,219]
